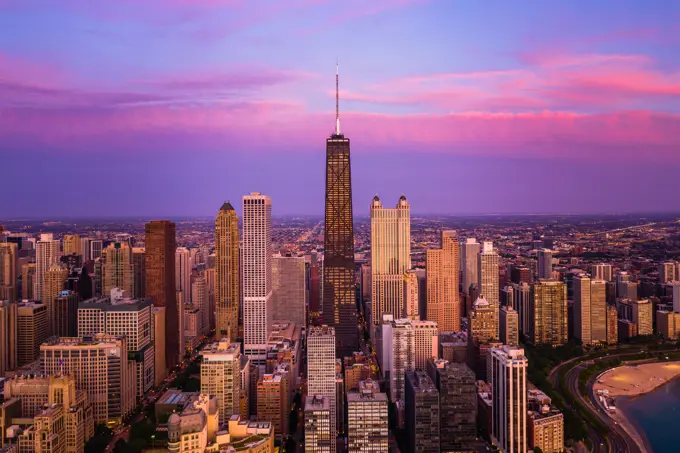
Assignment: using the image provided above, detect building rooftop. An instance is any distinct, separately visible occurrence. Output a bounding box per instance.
[304,395,330,411]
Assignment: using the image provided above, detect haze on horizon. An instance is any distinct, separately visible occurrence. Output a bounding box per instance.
[1,0,679,217]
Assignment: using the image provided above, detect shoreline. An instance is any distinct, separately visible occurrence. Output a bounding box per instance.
[592,361,680,453]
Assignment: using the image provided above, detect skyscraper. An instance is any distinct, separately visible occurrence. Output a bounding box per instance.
[491,346,528,453]
[192,276,209,337]
[323,63,357,357]
[403,270,420,320]
[132,247,146,298]
[404,371,440,453]
[537,249,553,280]
[592,263,613,282]
[102,242,134,297]
[0,242,18,303]
[500,306,519,346]
[36,233,60,303]
[0,300,18,375]
[347,387,389,452]
[370,195,411,332]
[478,241,500,335]
[215,202,240,341]
[145,220,179,369]
[272,254,307,329]
[175,247,192,307]
[530,280,568,346]
[304,396,332,453]
[62,234,82,257]
[200,339,242,418]
[242,193,272,365]
[426,230,460,332]
[461,238,481,295]
[573,274,592,345]
[44,264,68,331]
[307,325,337,451]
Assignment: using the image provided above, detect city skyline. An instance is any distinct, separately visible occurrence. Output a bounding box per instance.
[1,1,680,217]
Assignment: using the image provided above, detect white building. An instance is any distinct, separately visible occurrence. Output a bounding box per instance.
[307,326,336,453]
[36,233,60,303]
[370,195,411,333]
[242,192,273,366]
[347,388,389,452]
[304,396,332,453]
[491,346,528,453]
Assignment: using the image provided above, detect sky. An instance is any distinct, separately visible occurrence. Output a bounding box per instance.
[1,0,679,218]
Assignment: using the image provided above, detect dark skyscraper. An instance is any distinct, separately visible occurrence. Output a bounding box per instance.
[323,63,356,357]
[145,220,179,369]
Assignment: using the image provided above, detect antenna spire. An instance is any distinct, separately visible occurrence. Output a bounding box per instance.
[335,58,341,135]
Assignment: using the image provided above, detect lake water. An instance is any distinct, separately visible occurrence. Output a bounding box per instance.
[617,378,680,453]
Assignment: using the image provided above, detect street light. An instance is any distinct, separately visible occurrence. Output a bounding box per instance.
[151,434,155,450]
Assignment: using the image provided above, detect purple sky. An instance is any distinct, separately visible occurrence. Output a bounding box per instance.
[1,0,679,217]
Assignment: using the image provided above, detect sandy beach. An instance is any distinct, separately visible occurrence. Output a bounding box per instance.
[593,361,680,396]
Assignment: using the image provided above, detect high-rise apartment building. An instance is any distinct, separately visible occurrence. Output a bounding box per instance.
[537,249,553,280]
[153,306,167,385]
[102,242,134,296]
[573,274,592,345]
[304,396,332,453]
[530,280,568,346]
[22,262,37,300]
[461,238,481,295]
[62,234,82,258]
[308,325,337,451]
[426,230,460,332]
[370,195,411,331]
[200,339,242,419]
[77,290,155,397]
[513,282,531,340]
[272,254,307,329]
[592,263,613,282]
[256,369,291,439]
[403,270,419,320]
[427,360,477,452]
[192,276,209,337]
[323,68,356,358]
[44,264,68,331]
[377,317,415,403]
[89,240,103,261]
[478,241,500,335]
[40,334,136,425]
[500,306,519,346]
[36,233,60,303]
[0,242,18,303]
[347,386,389,452]
[491,346,528,453]
[606,304,618,345]
[659,261,677,284]
[469,296,497,343]
[412,320,438,371]
[404,371,440,453]
[215,202,240,341]
[17,302,49,365]
[242,193,273,365]
[590,279,607,343]
[145,220,179,369]
[175,246,192,307]
[632,299,653,336]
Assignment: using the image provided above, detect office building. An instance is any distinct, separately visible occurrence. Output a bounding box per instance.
[271,254,307,329]
[538,249,553,280]
[513,282,531,340]
[657,310,680,340]
[427,360,477,452]
[659,261,677,284]
[132,247,146,298]
[376,316,415,403]
[323,69,357,358]
[102,242,134,297]
[21,262,36,300]
[17,302,49,366]
[40,335,136,425]
[347,386,389,452]
[404,270,419,320]
[370,195,411,331]
[36,233,60,303]
[462,238,481,296]
[53,290,80,337]
[592,263,613,282]
[200,339,242,418]
[0,300,18,375]
[256,368,291,439]
[479,241,500,334]
[469,296,497,343]
[590,279,607,343]
[0,243,17,303]
[77,290,155,397]
[145,220,179,369]
[44,264,68,330]
[175,247,192,308]
[412,320,438,371]
[491,346,528,453]
[500,306,519,346]
[308,326,336,449]
[88,240,103,261]
[606,304,618,345]
[530,280,568,346]
[426,230,460,332]
[573,274,592,345]
[304,396,332,453]
[242,193,273,365]
[404,371,440,453]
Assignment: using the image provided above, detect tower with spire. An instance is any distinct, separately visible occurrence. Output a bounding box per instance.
[323,62,356,359]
